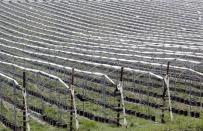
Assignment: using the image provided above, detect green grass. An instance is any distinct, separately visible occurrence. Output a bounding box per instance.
[0,123,11,131]
[68,115,203,131]
[0,111,202,131]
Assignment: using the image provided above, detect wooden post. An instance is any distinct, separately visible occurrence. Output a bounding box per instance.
[23,72,27,131]
[161,62,170,123]
[14,85,17,131]
[70,68,74,131]
[166,62,170,76]
[117,67,124,126]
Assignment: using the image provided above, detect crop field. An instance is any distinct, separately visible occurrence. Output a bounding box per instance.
[0,0,203,131]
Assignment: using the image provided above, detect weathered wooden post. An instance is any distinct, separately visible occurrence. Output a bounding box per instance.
[23,72,27,131]
[70,68,74,131]
[116,67,124,126]
[14,84,17,131]
[161,62,170,123]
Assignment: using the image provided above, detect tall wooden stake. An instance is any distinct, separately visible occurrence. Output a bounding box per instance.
[23,72,27,131]
[161,62,170,123]
[166,62,170,76]
[70,68,74,131]
[117,67,124,126]
[14,85,17,131]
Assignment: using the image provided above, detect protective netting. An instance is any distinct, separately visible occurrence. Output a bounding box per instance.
[0,0,203,130]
